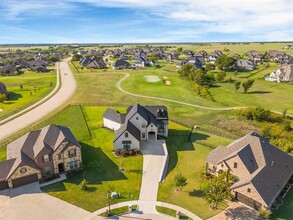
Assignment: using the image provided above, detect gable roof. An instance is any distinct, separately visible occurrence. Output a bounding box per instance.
[103,108,126,124]
[207,132,293,207]
[113,59,131,68]
[0,159,16,181]
[114,121,141,142]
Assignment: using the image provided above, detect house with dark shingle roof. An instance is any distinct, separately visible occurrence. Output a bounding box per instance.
[103,104,168,151]
[112,59,132,70]
[236,59,256,71]
[80,56,106,69]
[206,132,293,210]
[0,124,82,190]
[0,82,8,96]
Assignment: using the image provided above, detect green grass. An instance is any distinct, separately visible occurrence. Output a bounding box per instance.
[272,189,293,220]
[0,70,56,121]
[158,121,232,219]
[0,146,6,162]
[41,106,142,212]
[156,206,192,219]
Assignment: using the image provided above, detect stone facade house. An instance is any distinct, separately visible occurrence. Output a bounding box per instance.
[206,132,293,210]
[266,64,293,82]
[0,124,82,190]
[103,104,168,151]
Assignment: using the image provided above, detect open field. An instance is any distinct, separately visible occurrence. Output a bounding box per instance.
[0,70,56,121]
[41,106,142,212]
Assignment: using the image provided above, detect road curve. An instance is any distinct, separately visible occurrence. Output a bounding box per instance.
[117,73,245,111]
[0,57,76,141]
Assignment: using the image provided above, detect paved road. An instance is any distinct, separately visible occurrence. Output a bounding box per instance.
[0,57,76,141]
[117,73,245,111]
[0,183,89,220]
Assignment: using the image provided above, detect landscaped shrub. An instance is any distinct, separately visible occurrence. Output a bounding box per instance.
[236,107,271,122]
[79,179,88,191]
[128,150,135,156]
[120,149,129,157]
[192,83,215,102]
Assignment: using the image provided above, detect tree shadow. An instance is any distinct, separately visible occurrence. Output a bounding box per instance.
[249,91,271,94]
[225,205,258,220]
[8,92,22,101]
[189,189,204,197]
[189,133,210,142]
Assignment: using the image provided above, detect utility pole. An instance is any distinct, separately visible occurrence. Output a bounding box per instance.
[188,126,197,141]
[107,191,111,215]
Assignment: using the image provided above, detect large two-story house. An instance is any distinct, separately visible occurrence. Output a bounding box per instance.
[206,132,293,210]
[0,124,82,190]
[103,104,168,151]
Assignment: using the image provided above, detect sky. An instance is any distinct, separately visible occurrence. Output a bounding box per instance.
[0,0,292,44]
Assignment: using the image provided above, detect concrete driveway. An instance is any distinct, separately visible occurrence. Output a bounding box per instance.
[0,183,89,220]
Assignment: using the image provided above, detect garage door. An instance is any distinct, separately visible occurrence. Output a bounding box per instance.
[0,181,8,190]
[12,173,39,188]
[236,192,262,210]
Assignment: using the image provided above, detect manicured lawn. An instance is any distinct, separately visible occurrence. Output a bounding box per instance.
[0,70,56,121]
[156,206,192,219]
[0,146,6,162]
[157,121,232,219]
[41,106,142,212]
[272,189,293,220]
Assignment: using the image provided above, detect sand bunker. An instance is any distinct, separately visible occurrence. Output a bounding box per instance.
[164,80,171,85]
[144,75,160,82]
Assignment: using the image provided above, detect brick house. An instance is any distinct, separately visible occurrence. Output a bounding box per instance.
[206,132,293,210]
[0,124,82,190]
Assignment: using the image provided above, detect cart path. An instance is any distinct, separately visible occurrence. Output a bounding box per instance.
[0,57,76,141]
[117,73,245,111]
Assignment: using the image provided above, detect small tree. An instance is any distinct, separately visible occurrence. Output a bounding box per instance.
[79,179,88,191]
[174,173,187,191]
[20,84,23,90]
[0,93,7,103]
[242,79,254,93]
[201,180,227,209]
[235,81,241,92]
[282,109,287,119]
[258,208,272,220]
[177,47,183,54]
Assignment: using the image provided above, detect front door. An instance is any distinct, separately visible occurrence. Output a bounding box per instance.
[58,163,65,173]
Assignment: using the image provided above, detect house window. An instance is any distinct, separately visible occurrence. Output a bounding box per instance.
[58,153,62,160]
[44,166,51,175]
[20,167,27,174]
[43,154,50,163]
[136,117,139,120]
[142,132,146,138]
[247,188,251,193]
[233,162,238,168]
[151,124,153,127]
[125,132,128,138]
[68,149,76,158]
[221,163,224,168]
[142,123,146,128]
[122,140,131,149]
[69,161,79,170]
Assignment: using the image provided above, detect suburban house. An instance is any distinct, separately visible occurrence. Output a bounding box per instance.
[133,56,149,68]
[112,59,132,70]
[236,60,256,71]
[176,56,203,70]
[0,63,18,75]
[0,82,8,96]
[103,104,168,151]
[206,132,293,210]
[266,64,293,82]
[0,124,82,190]
[80,56,106,69]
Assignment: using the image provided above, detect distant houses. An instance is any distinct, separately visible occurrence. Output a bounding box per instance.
[266,64,293,82]
[112,59,132,70]
[236,60,256,71]
[80,56,107,69]
[0,63,18,75]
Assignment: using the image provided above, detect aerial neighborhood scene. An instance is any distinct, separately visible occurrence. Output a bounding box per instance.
[0,1,293,220]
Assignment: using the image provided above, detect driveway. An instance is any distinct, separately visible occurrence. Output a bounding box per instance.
[0,57,76,141]
[0,183,89,220]
[138,140,167,213]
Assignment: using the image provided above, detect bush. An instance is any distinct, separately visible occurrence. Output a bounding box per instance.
[236,107,271,122]
[79,179,88,191]
[128,150,135,156]
[192,83,215,102]
[120,149,129,157]
[258,208,272,220]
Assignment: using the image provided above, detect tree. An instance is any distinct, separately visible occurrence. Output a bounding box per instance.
[235,81,241,92]
[178,63,195,78]
[205,63,215,71]
[174,173,187,191]
[72,54,83,61]
[0,93,7,103]
[48,55,59,62]
[215,54,236,71]
[242,79,254,93]
[79,179,88,191]
[147,53,159,61]
[177,47,183,54]
[20,84,23,90]
[282,109,287,119]
[214,72,226,82]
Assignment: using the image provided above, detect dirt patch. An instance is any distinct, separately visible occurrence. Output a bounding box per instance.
[144,75,160,82]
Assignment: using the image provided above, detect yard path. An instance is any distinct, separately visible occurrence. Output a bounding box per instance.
[117,73,245,111]
[0,57,76,141]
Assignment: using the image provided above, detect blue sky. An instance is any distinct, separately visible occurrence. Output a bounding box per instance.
[0,0,292,44]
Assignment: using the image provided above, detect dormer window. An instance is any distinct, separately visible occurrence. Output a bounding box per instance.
[136,117,139,120]
[142,123,146,128]
[68,149,76,158]
[20,167,27,173]
[125,132,128,138]
[247,188,251,193]
[233,162,238,168]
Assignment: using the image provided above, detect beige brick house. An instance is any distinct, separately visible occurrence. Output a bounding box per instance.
[206,132,293,210]
[0,124,82,190]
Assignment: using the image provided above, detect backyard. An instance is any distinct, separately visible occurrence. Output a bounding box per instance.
[0,70,57,121]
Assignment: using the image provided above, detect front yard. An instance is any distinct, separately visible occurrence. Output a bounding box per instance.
[41,106,142,212]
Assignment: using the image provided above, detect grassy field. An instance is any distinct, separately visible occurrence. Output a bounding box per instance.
[41,106,143,212]
[271,189,293,220]
[0,70,56,121]
[158,121,232,219]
